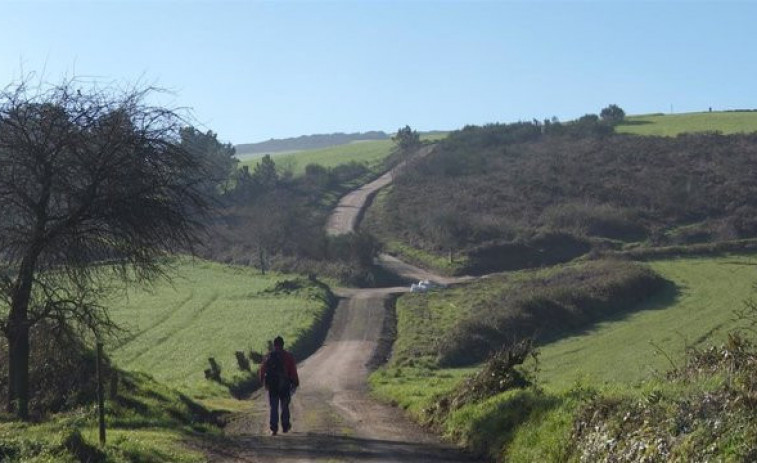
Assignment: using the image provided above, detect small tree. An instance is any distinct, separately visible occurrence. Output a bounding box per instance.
[600,104,625,123]
[0,78,212,419]
[392,125,421,152]
[179,127,238,196]
[253,154,279,190]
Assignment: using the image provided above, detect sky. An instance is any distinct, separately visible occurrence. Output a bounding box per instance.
[2,0,757,145]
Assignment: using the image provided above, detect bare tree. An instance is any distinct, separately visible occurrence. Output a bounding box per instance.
[0,78,211,419]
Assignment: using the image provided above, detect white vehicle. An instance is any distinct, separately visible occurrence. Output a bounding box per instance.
[410,279,446,293]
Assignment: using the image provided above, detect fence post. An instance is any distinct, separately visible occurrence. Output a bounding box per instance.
[96,342,106,446]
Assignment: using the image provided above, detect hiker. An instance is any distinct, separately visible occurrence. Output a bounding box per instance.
[259,336,299,435]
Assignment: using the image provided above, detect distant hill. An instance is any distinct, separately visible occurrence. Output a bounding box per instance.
[235,131,390,156]
[617,110,757,136]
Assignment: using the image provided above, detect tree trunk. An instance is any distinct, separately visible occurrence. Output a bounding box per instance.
[6,322,30,420]
[7,256,36,420]
[6,334,16,413]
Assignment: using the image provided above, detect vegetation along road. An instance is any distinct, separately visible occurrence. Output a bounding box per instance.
[206,145,478,462]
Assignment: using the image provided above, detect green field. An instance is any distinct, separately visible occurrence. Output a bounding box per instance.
[0,371,212,463]
[239,139,394,176]
[617,111,757,136]
[371,254,757,459]
[0,258,332,462]
[538,255,754,388]
[107,258,332,399]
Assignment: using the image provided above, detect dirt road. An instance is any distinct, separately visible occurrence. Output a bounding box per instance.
[211,288,475,462]
[326,144,435,236]
[203,144,478,462]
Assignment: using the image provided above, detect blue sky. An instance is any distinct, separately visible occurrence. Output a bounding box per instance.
[2,0,756,144]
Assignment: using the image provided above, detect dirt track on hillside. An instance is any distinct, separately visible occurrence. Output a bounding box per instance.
[205,288,476,462]
[201,145,478,462]
[326,144,435,236]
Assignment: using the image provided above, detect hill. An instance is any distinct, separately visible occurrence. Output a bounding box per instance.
[617,110,757,136]
[108,257,335,399]
[370,255,757,461]
[238,139,394,177]
[363,121,757,275]
[235,131,389,156]
[0,258,336,462]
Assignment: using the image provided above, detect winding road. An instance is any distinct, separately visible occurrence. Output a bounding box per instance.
[205,146,478,462]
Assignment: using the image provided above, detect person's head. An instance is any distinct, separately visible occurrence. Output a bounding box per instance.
[273,336,284,349]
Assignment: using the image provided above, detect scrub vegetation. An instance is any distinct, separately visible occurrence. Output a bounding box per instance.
[363,116,757,275]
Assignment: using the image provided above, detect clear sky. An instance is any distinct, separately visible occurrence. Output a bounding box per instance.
[2,0,756,145]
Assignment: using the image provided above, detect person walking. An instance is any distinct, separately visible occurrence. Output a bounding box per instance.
[259,336,299,435]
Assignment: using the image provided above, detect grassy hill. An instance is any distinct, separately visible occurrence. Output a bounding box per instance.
[617,111,757,136]
[108,257,335,400]
[235,131,389,157]
[1,258,334,462]
[239,139,394,176]
[370,254,757,461]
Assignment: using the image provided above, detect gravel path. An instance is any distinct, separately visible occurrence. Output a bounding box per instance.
[201,144,480,462]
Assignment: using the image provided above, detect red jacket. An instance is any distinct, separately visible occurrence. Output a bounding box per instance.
[259,348,299,389]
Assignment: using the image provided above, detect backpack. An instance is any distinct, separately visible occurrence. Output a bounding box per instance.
[264,350,290,392]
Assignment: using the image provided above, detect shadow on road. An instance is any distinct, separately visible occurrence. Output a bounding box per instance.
[208,432,476,462]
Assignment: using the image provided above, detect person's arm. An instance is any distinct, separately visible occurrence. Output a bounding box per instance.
[285,353,299,387]
[259,355,268,388]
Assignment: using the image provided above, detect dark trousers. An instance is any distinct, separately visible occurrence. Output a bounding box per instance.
[268,388,291,431]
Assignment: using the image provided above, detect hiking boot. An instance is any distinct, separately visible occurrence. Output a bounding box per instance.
[270,429,278,436]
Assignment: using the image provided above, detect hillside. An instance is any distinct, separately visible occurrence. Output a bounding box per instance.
[0,259,336,462]
[363,121,757,275]
[371,255,757,461]
[238,139,394,177]
[235,131,389,156]
[108,258,335,399]
[617,110,757,136]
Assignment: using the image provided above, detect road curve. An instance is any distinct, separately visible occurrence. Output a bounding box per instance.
[202,144,478,462]
[326,145,435,236]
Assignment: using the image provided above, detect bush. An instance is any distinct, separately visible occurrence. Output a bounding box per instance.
[540,202,646,241]
[0,322,111,418]
[425,339,539,427]
[462,233,592,274]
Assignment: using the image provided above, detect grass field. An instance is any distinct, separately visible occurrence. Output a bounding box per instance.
[617,111,757,136]
[239,139,394,176]
[1,258,332,462]
[537,255,755,388]
[0,371,213,463]
[107,257,332,399]
[371,254,757,459]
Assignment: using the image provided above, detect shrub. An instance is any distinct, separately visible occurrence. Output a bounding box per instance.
[0,321,111,418]
[425,339,539,425]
